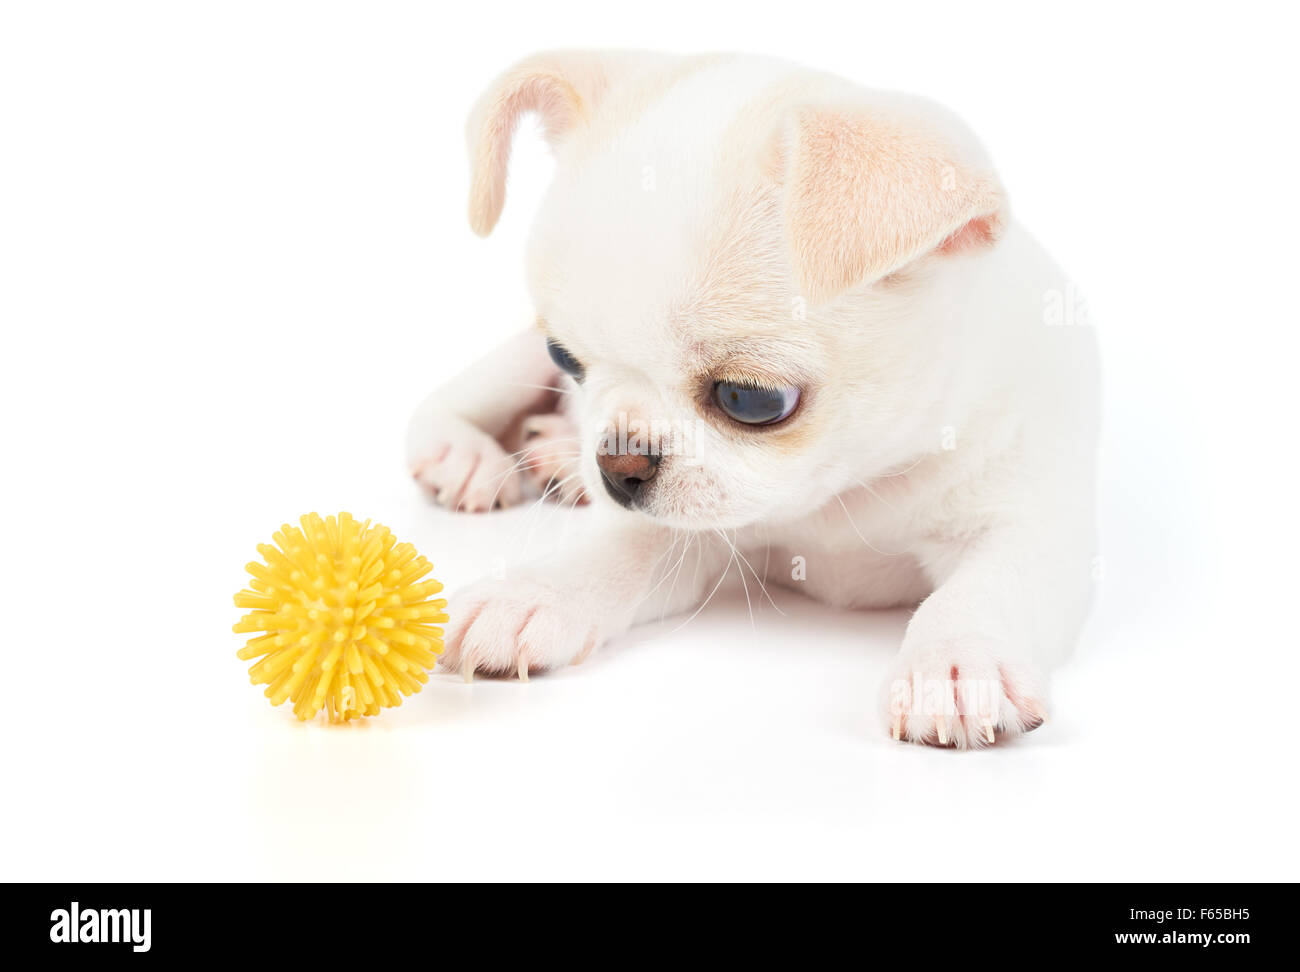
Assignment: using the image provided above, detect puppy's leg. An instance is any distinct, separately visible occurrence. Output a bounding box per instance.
[441,519,727,679]
[885,515,1094,748]
[407,330,562,511]
[518,412,587,506]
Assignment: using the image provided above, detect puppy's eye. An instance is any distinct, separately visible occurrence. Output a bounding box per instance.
[546,339,584,381]
[713,381,800,426]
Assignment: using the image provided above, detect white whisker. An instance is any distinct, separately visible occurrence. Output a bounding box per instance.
[834,493,907,557]
[730,533,785,616]
[503,381,573,396]
[713,528,754,632]
[670,533,732,635]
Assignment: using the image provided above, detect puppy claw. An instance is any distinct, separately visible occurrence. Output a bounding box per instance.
[443,577,610,682]
[885,650,1046,749]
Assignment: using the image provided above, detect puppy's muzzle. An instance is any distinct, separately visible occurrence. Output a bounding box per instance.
[597,449,661,508]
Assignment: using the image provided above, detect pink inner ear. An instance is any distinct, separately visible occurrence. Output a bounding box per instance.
[783,106,1007,302]
[937,215,999,255]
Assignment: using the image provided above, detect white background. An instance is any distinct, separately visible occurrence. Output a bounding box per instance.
[2,1,1297,881]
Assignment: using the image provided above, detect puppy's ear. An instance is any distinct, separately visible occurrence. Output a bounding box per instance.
[777,102,1008,303]
[466,51,658,237]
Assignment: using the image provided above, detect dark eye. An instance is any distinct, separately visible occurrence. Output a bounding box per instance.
[713,381,800,426]
[546,339,584,381]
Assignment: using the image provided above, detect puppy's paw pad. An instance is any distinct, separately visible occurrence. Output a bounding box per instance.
[883,645,1046,749]
[520,413,587,505]
[411,429,522,512]
[440,578,603,679]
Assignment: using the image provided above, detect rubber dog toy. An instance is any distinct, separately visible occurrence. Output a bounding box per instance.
[233,512,447,722]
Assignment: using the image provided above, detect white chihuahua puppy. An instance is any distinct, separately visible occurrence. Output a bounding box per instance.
[407,51,1098,748]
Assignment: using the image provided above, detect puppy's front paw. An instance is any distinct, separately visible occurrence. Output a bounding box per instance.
[409,417,522,512]
[883,641,1047,749]
[520,413,587,506]
[440,577,612,680]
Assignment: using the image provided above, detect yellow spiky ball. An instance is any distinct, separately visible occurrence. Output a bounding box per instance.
[233,512,448,722]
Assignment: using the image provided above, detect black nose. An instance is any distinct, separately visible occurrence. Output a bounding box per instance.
[597,450,661,508]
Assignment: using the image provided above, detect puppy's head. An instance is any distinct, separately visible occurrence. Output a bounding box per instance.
[467,51,1006,529]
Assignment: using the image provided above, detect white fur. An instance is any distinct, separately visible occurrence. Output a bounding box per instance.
[407,52,1099,748]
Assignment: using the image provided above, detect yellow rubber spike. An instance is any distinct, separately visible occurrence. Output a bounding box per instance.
[233,513,448,723]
